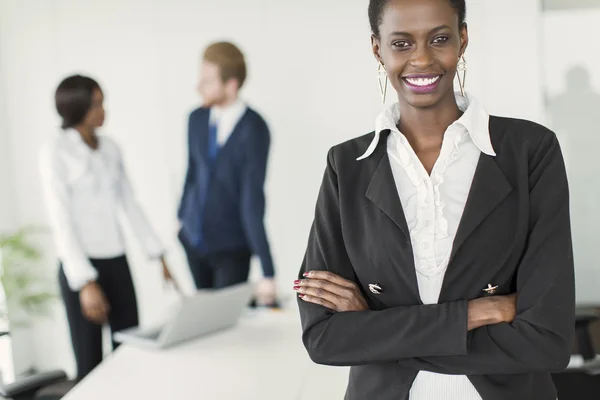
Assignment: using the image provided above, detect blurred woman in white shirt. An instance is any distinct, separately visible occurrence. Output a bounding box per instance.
[40,75,173,379]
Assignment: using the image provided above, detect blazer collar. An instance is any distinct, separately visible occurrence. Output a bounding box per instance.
[364,130,410,239]
[357,92,495,161]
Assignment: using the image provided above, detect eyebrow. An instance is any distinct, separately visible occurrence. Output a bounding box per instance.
[389,25,453,37]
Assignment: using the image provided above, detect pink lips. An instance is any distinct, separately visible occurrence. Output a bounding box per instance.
[402,74,443,94]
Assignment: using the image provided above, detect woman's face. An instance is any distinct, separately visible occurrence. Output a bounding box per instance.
[372,0,468,109]
[82,88,105,128]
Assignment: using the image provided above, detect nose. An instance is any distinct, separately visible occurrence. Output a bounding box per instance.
[409,44,434,70]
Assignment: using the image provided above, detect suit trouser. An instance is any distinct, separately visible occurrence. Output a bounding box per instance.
[58,255,138,380]
[179,231,251,289]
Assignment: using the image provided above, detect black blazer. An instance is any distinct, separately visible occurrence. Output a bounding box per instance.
[297,116,575,400]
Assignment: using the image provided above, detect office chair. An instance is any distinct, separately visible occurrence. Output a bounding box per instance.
[32,379,77,400]
[0,332,76,400]
[0,370,70,400]
[551,306,600,400]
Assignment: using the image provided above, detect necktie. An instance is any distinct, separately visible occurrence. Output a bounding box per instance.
[208,123,219,166]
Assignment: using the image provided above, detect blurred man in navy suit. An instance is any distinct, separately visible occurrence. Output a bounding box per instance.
[178,42,276,305]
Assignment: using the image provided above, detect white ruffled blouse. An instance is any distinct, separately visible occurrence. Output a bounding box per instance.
[357,93,496,400]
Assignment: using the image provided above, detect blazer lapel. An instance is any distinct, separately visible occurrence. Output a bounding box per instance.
[450,154,513,260]
[193,110,211,167]
[364,134,421,301]
[365,143,410,240]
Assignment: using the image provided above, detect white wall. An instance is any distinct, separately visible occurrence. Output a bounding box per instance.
[543,0,600,10]
[541,9,600,303]
[0,0,545,377]
[0,29,17,382]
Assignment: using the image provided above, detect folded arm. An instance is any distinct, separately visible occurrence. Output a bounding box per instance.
[395,130,575,375]
[298,131,574,374]
[298,148,470,365]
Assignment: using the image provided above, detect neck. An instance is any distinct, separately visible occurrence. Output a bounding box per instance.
[397,90,462,151]
[74,125,98,150]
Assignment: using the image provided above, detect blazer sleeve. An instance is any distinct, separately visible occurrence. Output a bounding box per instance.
[177,112,196,220]
[240,118,275,277]
[395,130,575,375]
[298,147,470,366]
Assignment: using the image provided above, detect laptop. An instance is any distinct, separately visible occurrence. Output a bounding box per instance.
[113,283,253,350]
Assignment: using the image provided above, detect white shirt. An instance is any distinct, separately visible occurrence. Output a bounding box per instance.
[209,99,247,146]
[39,129,164,291]
[358,93,495,400]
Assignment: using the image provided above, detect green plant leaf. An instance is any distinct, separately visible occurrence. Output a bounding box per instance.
[1,226,56,325]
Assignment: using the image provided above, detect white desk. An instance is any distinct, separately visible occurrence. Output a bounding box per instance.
[53,309,592,399]
[63,309,348,400]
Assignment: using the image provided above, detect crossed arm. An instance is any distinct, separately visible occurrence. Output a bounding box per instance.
[296,133,575,376]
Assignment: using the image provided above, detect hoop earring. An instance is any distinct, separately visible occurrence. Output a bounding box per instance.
[377,62,388,104]
[456,55,467,96]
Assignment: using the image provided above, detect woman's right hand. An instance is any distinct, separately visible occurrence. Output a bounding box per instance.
[467,294,517,331]
[79,281,110,324]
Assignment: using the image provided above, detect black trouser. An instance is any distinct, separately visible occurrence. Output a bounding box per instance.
[58,255,138,380]
[179,232,251,289]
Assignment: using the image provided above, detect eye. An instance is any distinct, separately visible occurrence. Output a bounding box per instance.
[391,40,411,50]
[432,36,450,44]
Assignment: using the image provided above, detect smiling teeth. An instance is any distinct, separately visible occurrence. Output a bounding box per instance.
[406,76,440,86]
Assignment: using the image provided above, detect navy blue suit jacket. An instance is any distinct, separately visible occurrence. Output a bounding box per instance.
[178,106,274,277]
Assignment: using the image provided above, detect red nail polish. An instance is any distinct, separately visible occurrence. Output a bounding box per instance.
[303,272,309,277]
[293,286,300,290]
[294,280,301,285]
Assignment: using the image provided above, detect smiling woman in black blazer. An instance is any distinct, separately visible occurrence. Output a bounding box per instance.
[293,0,575,399]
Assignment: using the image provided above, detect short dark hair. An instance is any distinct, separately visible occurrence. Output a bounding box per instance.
[368,0,467,38]
[55,75,101,129]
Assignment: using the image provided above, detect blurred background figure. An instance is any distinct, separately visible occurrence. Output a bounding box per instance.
[38,75,174,379]
[177,42,277,306]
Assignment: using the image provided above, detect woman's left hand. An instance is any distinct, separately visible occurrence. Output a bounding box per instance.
[294,271,369,312]
[160,257,173,282]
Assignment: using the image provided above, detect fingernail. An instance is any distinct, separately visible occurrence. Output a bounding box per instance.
[293,286,300,290]
[298,294,305,298]
[294,280,301,285]
[303,272,310,277]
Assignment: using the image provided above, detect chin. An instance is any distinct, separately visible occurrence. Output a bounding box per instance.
[201,94,225,108]
[400,92,440,109]
[398,85,454,109]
